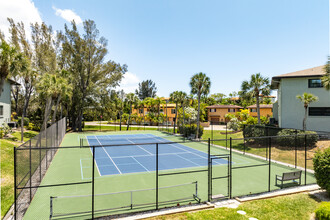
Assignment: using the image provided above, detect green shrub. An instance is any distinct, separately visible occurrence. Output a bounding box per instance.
[276,129,318,148]
[227,118,240,131]
[0,124,11,138]
[313,148,330,196]
[315,202,330,220]
[178,124,203,138]
[17,117,30,126]
[243,124,265,138]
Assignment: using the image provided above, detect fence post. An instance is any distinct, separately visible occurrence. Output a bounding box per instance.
[92,146,95,219]
[14,147,17,220]
[207,138,211,202]
[304,134,307,185]
[46,128,48,169]
[156,143,159,210]
[295,130,298,168]
[225,122,228,149]
[268,137,271,192]
[50,196,53,219]
[39,133,42,181]
[229,137,232,199]
[29,140,32,202]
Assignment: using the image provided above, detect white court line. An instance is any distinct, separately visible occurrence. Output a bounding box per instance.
[126,139,153,156]
[149,135,209,160]
[175,154,201,167]
[130,156,150,172]
[79,159,84,180]
[94,135,122,174]
[86,138,102,176]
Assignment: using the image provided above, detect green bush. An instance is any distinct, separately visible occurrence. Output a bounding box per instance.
[315,202,330,220]
[178,124,204,138]
[0,124,11,138]
[227,118,240,131]
[276,129,318,148]
[17,117,30,127]
[313,148,330,196]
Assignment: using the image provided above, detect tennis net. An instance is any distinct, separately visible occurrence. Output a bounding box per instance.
[50,181,200,219]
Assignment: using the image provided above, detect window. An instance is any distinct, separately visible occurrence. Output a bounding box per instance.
[251,108,257,112]
[171,109,176,114]
[0,106,3,116]
[210,109,216,112]
[308,79,323,88]
[228,109,235,112]
[160,109,164,113]
[309,107,330,116]
[139,109,143,114]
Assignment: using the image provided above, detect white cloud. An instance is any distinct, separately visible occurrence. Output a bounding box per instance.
[0,0,42,40]
[119,72,140,93]
[53,6,82,25]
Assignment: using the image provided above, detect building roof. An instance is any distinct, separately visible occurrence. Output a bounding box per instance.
[271,66,325,89]
[206,105,243,109]
[247,104,273,109]
[7,78,20,86]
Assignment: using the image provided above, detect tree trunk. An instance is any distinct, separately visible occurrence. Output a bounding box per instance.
[303,106,308,131]
[196,94,201,139]
[119,112,122,131]
[173,103,178,134]
[20,90,32,142]
[182,103,185,126]
[256,93,261,124]
[60,104,63,119]
[127,105,132,130]
[52,95,61,124]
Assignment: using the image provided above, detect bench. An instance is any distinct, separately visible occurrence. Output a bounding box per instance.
[276,170,302,189]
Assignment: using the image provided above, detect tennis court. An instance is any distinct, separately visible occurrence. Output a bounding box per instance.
[19,130,316,220]
[85,134,228,176]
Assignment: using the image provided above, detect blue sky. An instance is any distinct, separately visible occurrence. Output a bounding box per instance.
[1,0,329,97]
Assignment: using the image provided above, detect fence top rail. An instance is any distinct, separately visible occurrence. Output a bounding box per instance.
[16,117,66,149]
[15,133,324,151]
[244,124,330,134]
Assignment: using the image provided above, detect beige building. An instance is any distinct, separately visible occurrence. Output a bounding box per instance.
[206,105,243,123]
[247,104,273,118]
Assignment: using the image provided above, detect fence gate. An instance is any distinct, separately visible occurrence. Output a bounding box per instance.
[208,154,231,201]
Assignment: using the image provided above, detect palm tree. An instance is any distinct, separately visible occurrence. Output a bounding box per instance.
[170,91,180,133]
[321,59,330,91]
[190,72,211,138]
[241,73,270,124]
[177,91,188,127]
[154,97,166,126]
[0,39,26,96]
[125,93,139,130]
[296,93,318,131]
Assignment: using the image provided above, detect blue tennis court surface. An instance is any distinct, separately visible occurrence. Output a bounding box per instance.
[87,134,228,176]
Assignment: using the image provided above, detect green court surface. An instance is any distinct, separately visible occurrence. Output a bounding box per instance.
[23,130,316,220]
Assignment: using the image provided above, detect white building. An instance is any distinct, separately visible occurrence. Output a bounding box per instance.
[0,79,19,125]
[271,66,330,132]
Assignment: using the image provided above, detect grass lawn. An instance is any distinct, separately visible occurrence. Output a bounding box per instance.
[201,130,328,170]
[0,130,38,219]
[147,193,320,220]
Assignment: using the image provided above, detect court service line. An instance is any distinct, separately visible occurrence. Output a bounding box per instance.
[94,136,122,175]
[151,135,209,160]
[126,139,153,156]
[175,154,202,167]
[130,156,151,172]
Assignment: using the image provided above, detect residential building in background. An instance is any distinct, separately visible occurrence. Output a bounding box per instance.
[271,66,330,131]
[206,105,243,123]
[247,104,273,118]
[0,79,19,125]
